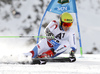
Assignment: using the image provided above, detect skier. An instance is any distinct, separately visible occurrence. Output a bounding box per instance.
[26,12,77,59]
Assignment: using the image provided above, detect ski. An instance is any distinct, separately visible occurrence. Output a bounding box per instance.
[0,57,76,65]
[31,57,76,65]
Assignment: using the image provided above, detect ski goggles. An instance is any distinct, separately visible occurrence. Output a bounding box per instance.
[62,22,73,27]
[60,18,73,27]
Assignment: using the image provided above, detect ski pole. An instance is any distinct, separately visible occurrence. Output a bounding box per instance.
[0,36,54,38]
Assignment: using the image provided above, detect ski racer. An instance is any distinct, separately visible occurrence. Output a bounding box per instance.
[27,12,77,58]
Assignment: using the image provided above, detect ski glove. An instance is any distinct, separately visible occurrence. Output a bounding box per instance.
[45,28,55,39]
[69,50,76,57]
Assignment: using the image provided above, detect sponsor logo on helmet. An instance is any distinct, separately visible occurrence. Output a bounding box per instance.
[64,19,72,21]
[58,0,69,4]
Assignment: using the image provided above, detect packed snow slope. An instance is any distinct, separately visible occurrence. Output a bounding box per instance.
[0,54,100,74]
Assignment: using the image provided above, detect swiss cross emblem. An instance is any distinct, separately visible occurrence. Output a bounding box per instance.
[58,0,69,4]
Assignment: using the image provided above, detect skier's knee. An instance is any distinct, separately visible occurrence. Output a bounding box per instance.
[31,46,38,58]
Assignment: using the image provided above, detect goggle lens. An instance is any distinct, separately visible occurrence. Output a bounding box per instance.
[62,22,73,27]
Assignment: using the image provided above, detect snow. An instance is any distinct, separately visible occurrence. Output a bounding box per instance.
[0,54,100,74]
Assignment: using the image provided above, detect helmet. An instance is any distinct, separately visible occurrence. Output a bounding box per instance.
[60,12,73,27]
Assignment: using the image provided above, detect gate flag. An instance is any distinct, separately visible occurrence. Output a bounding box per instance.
[47,0,77,14]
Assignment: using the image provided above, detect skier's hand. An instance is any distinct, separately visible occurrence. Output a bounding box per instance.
[69,50,75,57]
[45,28,55,39]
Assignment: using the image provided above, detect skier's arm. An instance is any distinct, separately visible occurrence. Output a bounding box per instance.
[68,33,77,57]
[44,21,57,39]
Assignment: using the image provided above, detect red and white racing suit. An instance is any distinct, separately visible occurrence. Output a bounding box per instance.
[31,20,76,58]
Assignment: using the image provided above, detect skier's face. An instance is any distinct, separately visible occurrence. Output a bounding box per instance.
[62,25,70,31]
[61,22,73,31]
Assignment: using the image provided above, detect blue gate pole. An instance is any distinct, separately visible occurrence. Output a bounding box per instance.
[75,13,83,56]
[37,11,47,43]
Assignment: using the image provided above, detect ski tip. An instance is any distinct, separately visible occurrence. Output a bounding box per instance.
[69,57,76,62]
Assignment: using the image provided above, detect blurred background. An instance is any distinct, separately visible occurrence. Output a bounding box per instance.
[0,0,100,56]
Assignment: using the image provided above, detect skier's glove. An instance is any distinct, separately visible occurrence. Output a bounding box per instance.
[69,50,76,57]
[45,28,55,39]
